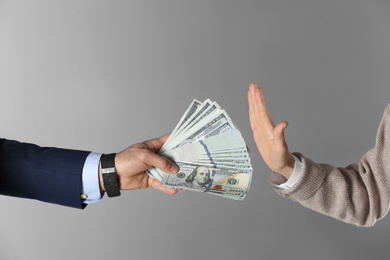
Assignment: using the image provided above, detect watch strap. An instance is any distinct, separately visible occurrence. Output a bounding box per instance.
[101,153,121,197]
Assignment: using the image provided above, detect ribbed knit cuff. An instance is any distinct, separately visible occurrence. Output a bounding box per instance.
[273,152,328,201]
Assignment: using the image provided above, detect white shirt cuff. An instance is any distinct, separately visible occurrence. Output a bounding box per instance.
[81,152,103,203]
[273,155,302,190]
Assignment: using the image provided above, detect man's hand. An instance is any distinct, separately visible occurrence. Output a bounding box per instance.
[99,134,179,195]
[248,82,295,179]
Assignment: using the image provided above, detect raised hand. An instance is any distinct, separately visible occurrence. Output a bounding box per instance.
[247,82,295,179]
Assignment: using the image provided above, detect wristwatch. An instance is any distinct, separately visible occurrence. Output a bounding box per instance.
[100,153,121,197]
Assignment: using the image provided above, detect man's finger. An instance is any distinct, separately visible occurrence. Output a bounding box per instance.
[248,83,275,133]
[157,133,170,143]
[254,86,275,127]
[145,152,179,174]
[149,178,178,194]
[143,133,171,152]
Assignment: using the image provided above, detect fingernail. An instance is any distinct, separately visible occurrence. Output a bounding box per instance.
[171,165,179,174]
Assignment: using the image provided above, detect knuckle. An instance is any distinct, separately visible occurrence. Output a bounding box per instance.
[161,157,171,169]
[137,150,150,162]
[154,157,171,172]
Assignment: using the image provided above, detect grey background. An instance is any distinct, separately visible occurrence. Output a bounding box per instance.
[1,0,390,259]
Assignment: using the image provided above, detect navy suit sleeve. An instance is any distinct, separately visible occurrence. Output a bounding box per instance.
[0,138,91,208]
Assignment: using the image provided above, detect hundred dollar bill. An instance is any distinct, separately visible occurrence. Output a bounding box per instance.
[146,99,253,200]
[174,99,202,131]
[147,167,163,181]
[161,164,251,200]
[151,130,247,180]
[175,101,221,139]
[163,111,236,151]
[197,151,250,159]
[190,158,251,166]
[150,157,253,182]
[161,100,222,152]
[163,99,202,147]
[207,172,252,200]
[202,147,249,154]
[164,99,211,147]
[161,130,247,160]
[184,112,236,142]
[170,100,212,134]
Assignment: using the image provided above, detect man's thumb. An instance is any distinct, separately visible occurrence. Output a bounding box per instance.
[274,121,289,146]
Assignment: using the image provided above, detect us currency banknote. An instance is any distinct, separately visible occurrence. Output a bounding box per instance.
[147,99,252,200]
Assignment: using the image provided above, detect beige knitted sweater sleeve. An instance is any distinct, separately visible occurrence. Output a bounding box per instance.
[273,104,390,227]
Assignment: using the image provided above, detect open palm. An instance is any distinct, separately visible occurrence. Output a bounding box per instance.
[248,82,295,179]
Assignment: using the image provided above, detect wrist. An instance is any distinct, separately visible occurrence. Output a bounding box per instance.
[276,155,295,179]
[98,161,105,191]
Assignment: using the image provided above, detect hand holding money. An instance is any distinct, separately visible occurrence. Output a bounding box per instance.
[147,99,253,200]
[99,134,179,195]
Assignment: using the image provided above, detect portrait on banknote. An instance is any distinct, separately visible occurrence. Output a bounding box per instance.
[184,166,211,189]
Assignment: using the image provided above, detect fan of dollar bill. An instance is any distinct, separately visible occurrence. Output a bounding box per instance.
[147,99,252,200]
